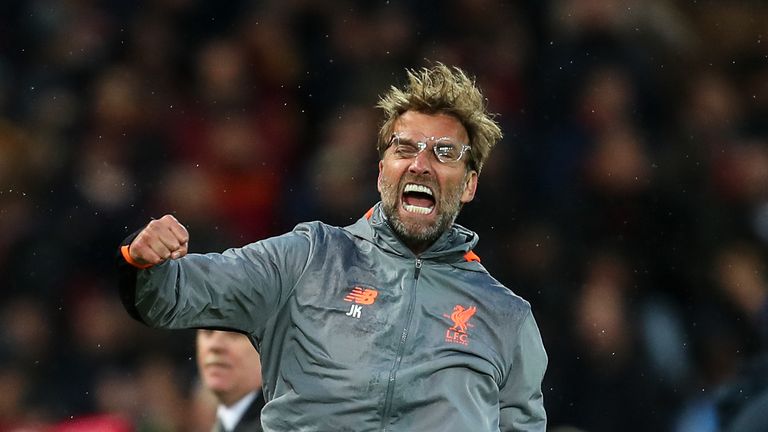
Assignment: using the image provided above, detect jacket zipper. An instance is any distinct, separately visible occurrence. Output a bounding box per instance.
[380,258,422,432]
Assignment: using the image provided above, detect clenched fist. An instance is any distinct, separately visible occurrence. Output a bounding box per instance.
[128,214,190,267]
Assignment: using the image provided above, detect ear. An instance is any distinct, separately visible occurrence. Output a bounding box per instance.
[377,160,384,193]
[460,170,478,203]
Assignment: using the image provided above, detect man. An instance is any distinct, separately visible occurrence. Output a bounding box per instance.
[197,329,265,432]
[118,63,547,431]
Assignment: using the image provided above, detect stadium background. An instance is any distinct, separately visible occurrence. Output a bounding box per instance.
[1,1,767,431]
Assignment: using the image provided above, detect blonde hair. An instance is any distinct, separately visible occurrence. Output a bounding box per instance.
[376,63,502,173]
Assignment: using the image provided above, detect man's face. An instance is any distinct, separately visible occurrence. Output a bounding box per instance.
[196,330,262,407]
[378,111,477,253]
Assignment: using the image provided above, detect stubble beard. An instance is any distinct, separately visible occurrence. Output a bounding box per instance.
[380,174,467,253]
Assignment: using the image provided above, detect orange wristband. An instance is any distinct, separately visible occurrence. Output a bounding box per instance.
[121,244,154,269]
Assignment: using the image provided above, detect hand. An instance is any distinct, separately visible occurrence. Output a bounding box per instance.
[129,214,190,266]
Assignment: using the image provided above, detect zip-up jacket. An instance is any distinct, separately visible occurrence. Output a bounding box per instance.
[117,203,547,431]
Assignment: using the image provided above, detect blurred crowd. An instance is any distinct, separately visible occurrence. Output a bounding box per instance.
[1,0,767,431]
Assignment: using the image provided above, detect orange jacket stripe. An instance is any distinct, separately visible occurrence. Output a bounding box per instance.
[364,207,375,220]
[121,245,154,269]
[463,250,481,262]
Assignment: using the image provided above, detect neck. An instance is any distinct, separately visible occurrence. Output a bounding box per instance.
[219,390,250,407]
[402,237,432,256]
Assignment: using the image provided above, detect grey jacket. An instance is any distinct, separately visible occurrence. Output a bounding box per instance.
[119,203,547,431]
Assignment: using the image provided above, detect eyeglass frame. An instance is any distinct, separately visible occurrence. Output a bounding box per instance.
[387,132,472,166]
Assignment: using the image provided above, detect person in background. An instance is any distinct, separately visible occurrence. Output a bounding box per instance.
[197,329,265,432]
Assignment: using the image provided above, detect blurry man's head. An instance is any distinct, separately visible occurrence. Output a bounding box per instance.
[196,330,262,407]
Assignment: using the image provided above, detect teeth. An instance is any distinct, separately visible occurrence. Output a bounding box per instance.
[402,183,435,214]
[404,204,433,214]
[404,183,433,196]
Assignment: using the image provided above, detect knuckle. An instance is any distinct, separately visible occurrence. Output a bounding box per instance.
[132,237,147,250]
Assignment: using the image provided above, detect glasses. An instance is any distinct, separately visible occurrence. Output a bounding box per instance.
[388,132,471,164]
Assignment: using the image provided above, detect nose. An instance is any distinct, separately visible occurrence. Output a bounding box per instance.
[408,147,433,176]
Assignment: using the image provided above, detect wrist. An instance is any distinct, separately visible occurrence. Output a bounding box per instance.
[120,244,153,269]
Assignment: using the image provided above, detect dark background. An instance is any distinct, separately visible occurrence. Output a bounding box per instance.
[1,1,767,431]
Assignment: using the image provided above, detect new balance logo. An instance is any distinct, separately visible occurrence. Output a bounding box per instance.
[343,286,378,319]
[344,287,378,305]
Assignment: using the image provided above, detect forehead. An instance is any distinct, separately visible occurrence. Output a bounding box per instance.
[197,330,250,345]
[393,111,468,142]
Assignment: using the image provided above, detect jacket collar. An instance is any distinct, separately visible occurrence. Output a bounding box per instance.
[345,202,480,263]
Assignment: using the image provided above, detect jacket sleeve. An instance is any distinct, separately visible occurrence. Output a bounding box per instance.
[116,227,146,322]
[117,223,313,338]
[499,309,548,431]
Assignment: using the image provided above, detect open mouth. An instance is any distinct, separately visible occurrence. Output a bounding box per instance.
[402,183,436,215]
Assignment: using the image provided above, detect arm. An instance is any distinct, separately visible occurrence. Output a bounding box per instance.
[116,215,312,337]
[499,310,548,432]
